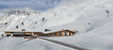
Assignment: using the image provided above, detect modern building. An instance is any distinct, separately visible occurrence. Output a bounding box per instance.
[5,31,44,39]
[44,30,76,37]
[5,30,76,39]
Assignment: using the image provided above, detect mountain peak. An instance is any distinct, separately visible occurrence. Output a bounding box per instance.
[0,8,40,15]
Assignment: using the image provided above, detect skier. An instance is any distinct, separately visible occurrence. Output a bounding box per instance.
[45,29,51,32]
[16,26,19,29]
[35,21,37,24]
[106,10,110,13]
[42,18,45,21]
[5,22,7,25]
[42,17,48,23]
[105,10,110,17]
[22,22,24,25]
[2,34,3,37]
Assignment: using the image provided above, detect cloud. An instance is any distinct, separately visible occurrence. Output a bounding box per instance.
[0,0,61,11]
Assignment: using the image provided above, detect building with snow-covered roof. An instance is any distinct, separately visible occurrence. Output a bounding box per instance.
[5,31,44,39]
[44,30,76,37]
[5,30,76,39]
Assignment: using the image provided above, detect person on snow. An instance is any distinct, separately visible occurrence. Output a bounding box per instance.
[42,18,45,21]
[22,22,24,25]
[16,26,19,29]
[42,17,48,23]
[105,10,110,17]
[5,22,7,25]
[2,34,4,37]
[35,21,37,24]
[45,29,51,32]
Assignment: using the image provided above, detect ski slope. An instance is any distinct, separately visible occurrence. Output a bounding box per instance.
[45,0,113,50]
[0,0,113,50]
[0,37,76,50]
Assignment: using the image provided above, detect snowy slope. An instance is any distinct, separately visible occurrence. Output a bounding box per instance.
[45,0,113,33]
[45,0,113,50]
[0,37,75,50]
[0,8,42,32]
[47,21,113,50]
[0,0,95,33]
[0,0,113,50]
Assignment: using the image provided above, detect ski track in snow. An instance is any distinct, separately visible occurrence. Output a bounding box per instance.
[14,39,33,46]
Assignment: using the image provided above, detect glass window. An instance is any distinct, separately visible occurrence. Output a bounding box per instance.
[65,32,67,36]
[59,32,62,36]
[69,32,71,36]
[48,35,51,37]
[12,32,25,34]
[54,33,56,36]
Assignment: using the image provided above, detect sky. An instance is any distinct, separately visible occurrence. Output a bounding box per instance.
[0,0,61,11]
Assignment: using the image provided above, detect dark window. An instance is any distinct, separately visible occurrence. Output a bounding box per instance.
[65,32,67,36]
[7,35,10,36]
[54,33,56,36]
[12,32,25,34]
[47,35,51,37]
[59,32,62,36]
[25,35,32,36]
[69,32,71,36]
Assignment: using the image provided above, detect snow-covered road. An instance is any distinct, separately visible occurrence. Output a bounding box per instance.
[0,37,75,50]
[39,37,87,50]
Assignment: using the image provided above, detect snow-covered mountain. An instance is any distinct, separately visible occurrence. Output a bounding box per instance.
[0,0,96,33]
[45,0,113,50]
[0,0,113,50]
[0,8,42,32]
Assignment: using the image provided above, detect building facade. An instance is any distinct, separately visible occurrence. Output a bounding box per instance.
[44,30,76,37]
[5,30,76,39]
[5,31,44,39]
